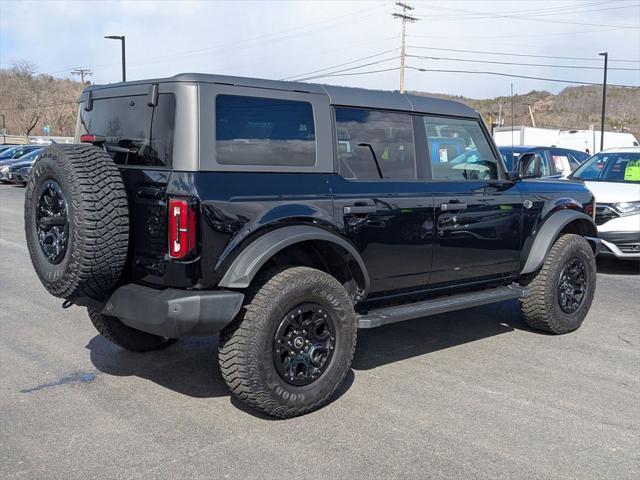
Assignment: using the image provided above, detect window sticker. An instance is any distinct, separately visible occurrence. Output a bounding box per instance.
[624,159,640,181]
[552,155,570,173]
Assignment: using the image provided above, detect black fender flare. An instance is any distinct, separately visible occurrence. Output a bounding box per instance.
[217,225,371,294]
[521,210,598,275]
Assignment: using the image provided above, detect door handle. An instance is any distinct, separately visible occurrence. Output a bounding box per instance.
[440,202,467,211]
[344,204,377,214]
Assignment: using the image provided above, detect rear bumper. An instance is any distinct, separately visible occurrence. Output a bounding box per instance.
[85,284,244,338]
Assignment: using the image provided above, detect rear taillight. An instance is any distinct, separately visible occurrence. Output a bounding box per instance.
[80,134,106,144]
[168,198,197,260]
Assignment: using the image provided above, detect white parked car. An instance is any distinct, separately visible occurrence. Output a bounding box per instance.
[570,147,640,259]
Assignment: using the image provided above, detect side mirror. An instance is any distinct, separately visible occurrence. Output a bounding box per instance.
[517,161,538,180]
[507,170,520,181]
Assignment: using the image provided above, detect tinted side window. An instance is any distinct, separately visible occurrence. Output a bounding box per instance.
[79,94,175,167]
[335,108,415,180]
[567,153,581,170]
[216,95,316,166]
[423,116,498,180]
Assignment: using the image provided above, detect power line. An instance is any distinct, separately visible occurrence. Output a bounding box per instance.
[406,55,640,71]
[406,66,638,87]
[415,1,637,20]
[416,0,609,18]
[413,3,640,29]
[292,57,400,82]
[280,48,398,81]
[408,26,632,40]
[296,67,401,82]
[407,46,640,63]
[45,4,388,76]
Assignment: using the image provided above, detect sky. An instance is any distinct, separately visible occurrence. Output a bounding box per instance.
[1,0,639,99]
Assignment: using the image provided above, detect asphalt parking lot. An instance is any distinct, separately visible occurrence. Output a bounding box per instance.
[1,184,639,480]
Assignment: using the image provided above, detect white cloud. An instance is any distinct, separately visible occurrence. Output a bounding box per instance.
[1,0,638,98]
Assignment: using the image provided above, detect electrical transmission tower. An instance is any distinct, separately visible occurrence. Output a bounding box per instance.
[71,68,93,84]
[392,1,418,94]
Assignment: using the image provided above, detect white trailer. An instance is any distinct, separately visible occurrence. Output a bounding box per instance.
[556,129,639,154]
[493,126,560,147]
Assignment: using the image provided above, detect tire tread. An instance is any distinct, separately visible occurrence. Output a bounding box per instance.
[219,266,357,418]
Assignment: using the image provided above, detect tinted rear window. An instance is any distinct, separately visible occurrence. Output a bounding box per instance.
[215,95,316,166]
[79,93,175,167]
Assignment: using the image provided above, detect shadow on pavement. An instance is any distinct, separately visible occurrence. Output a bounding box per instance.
[87,299,526,409]
[87,335,229,398]
[596,257,640,275]
[352,299,526,370]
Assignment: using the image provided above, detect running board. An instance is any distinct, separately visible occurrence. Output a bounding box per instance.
[357,284,530,329]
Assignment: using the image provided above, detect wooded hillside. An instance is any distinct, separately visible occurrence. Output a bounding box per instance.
[410,85,640,139]
[1,63,638,139]
[0,63,83,137]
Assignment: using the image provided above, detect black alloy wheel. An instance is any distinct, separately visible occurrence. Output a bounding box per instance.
[273,303,336,386]
[557,257,587,314]
[219,266,358,418]
[36,179,69,265]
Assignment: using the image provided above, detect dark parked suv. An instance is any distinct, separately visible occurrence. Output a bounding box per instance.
[24,74,600,418]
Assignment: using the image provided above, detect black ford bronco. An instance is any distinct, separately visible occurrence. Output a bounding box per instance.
[24,74,600,418]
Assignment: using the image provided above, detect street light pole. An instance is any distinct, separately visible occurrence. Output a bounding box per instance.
[105,35,126,82]
[599,52,608,152]
[0,114,5,144]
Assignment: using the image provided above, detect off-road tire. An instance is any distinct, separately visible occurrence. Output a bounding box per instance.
[520,234,596,334]
[87,307,175,352]
[219,266,357,418]
[24,145,129,301]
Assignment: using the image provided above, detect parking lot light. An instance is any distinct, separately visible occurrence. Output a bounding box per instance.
[104,35,126,82]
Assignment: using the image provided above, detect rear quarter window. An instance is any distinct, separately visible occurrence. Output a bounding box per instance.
[79,93,175,167]
[215,94,316,166]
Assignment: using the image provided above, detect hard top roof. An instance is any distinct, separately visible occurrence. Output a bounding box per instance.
[83,73,479,118]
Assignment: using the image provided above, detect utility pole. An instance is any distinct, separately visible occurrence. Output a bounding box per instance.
[510,83,514,150]
[392,2,418,94]
[525,103,536,127]
[1,114,6,144]
[599,52,608,152]
[71,68,93,85]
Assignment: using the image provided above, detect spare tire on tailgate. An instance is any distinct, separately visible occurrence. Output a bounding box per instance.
[24,144,129,301]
